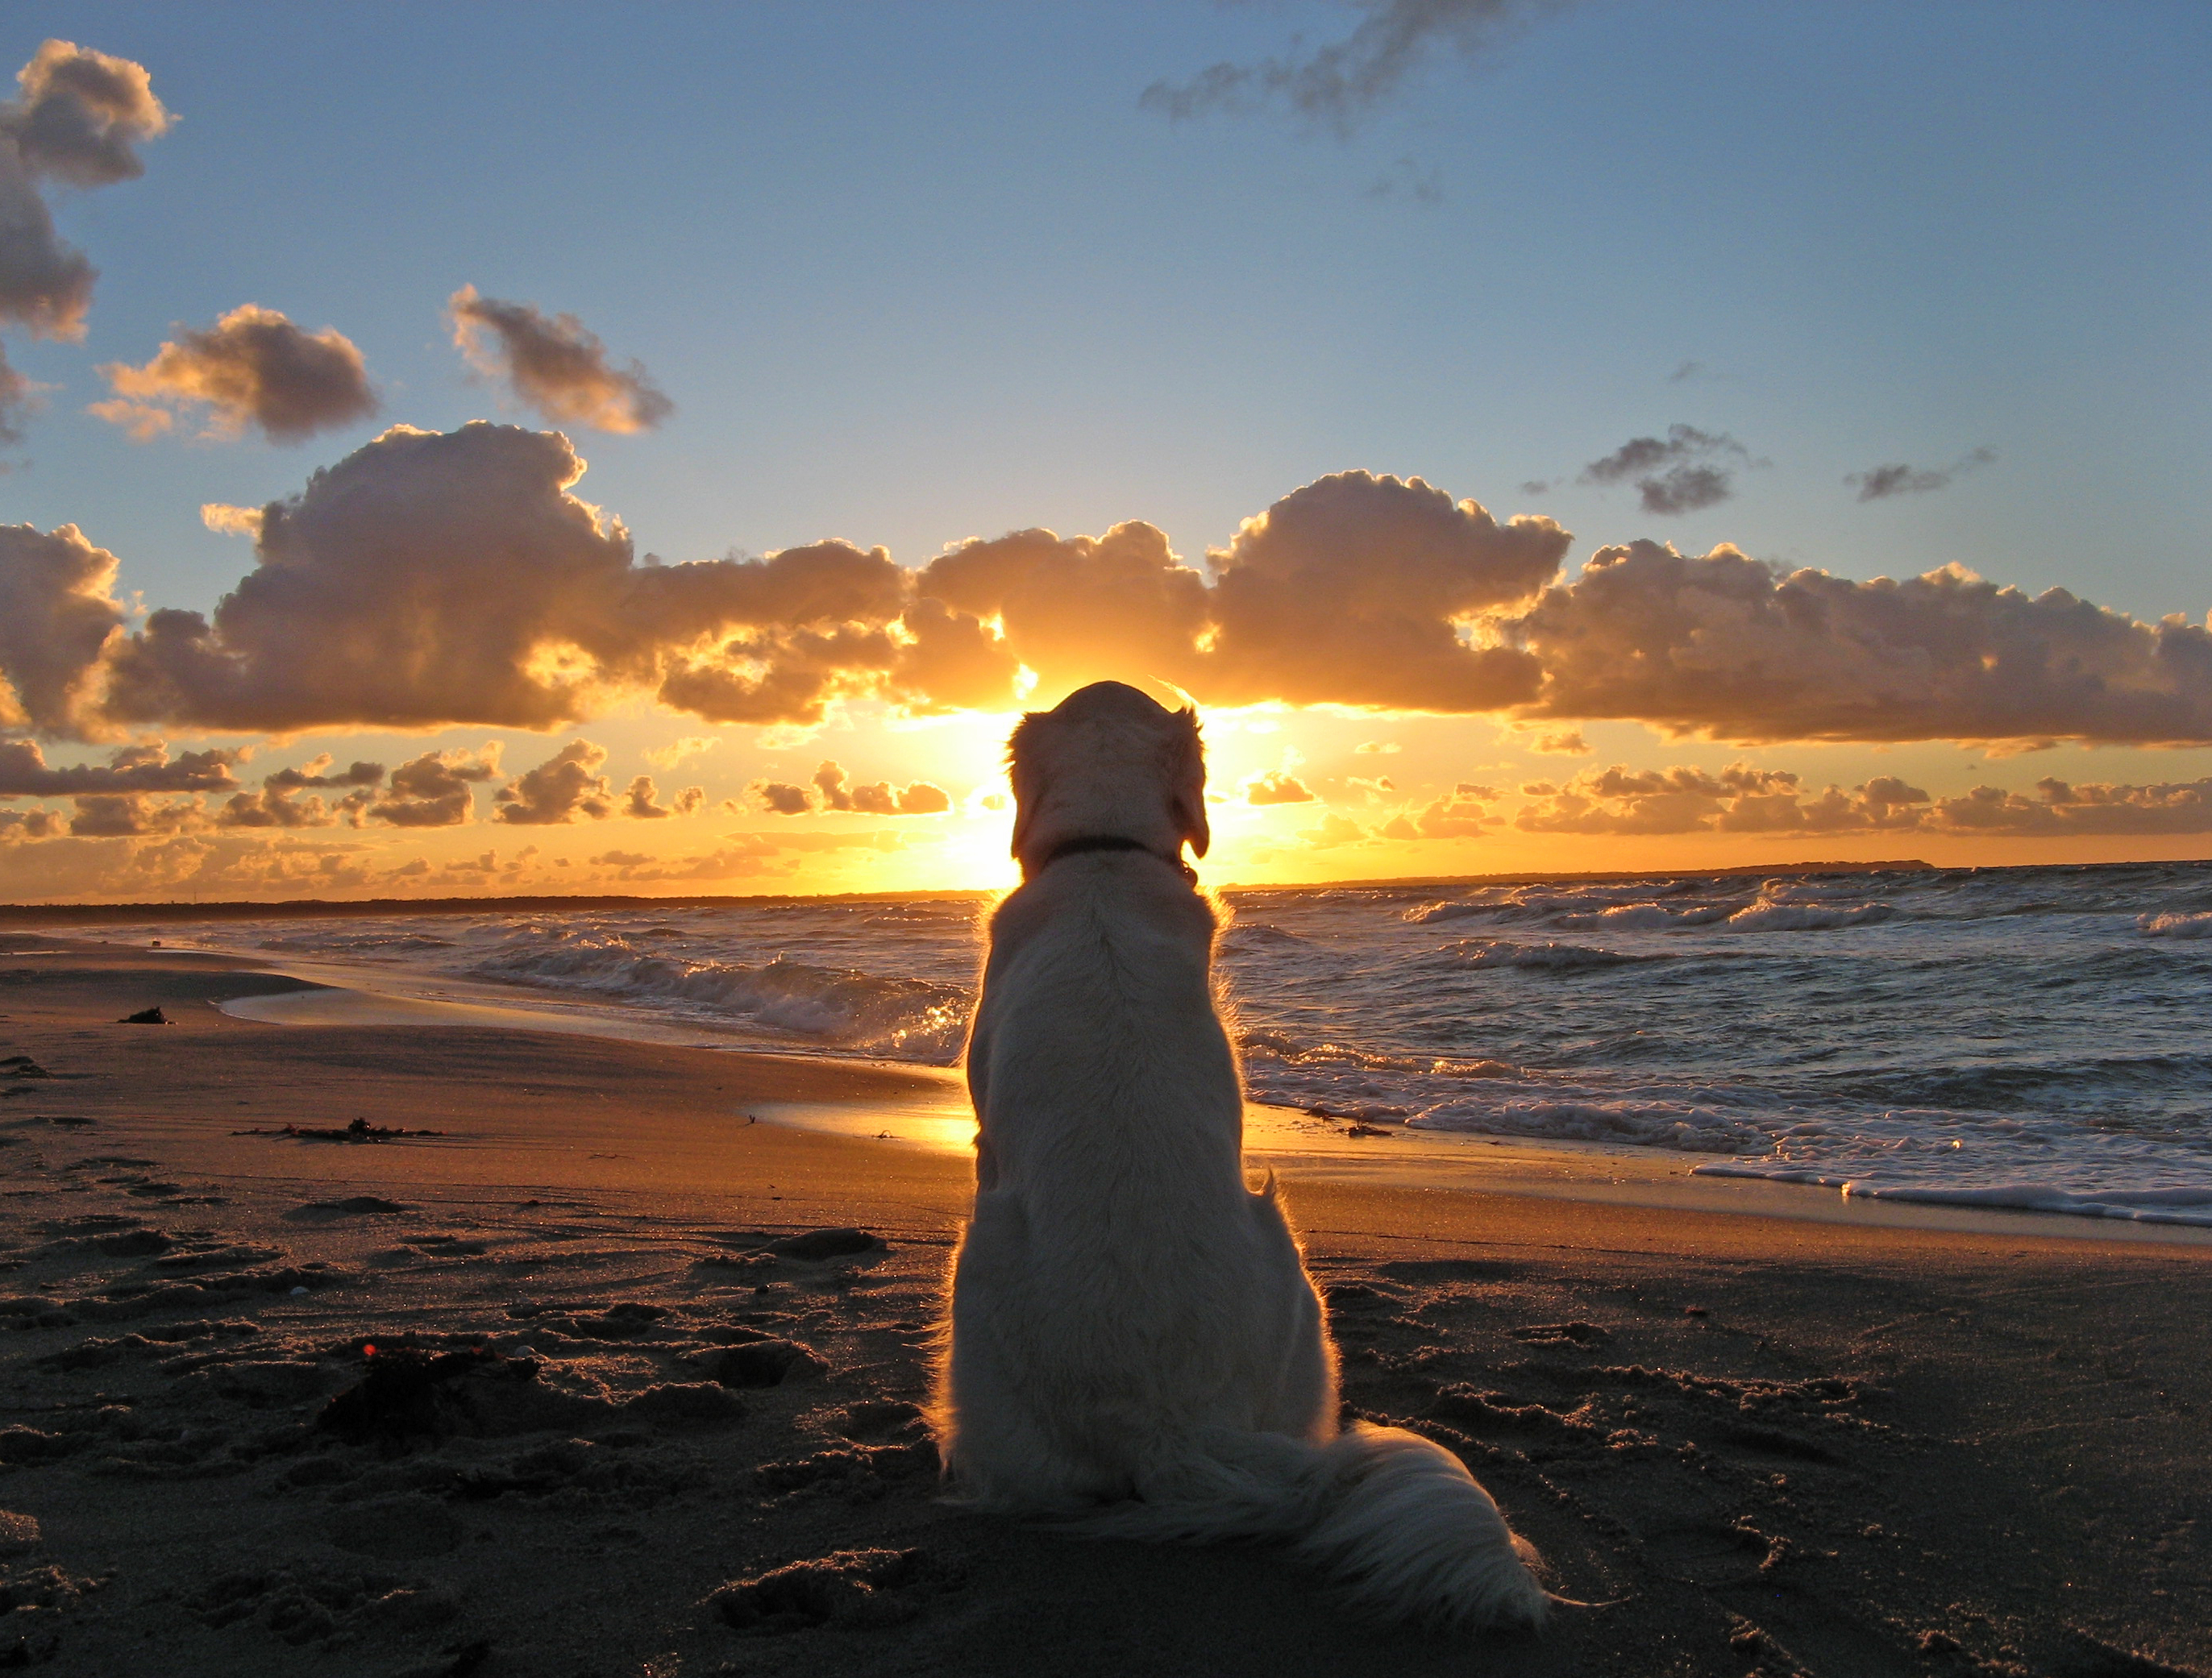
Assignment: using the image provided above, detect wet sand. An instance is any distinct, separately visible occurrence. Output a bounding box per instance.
[0,937,2206,1676]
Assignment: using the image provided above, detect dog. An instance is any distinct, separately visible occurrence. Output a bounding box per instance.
[936,680,1546,1631]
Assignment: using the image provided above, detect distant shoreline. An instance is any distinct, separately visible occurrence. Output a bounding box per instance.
[0,857,1960,922]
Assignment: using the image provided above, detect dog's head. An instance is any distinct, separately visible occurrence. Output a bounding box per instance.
[1006,681,1208,876]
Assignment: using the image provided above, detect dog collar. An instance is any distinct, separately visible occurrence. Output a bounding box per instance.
[1034,833,1198,885]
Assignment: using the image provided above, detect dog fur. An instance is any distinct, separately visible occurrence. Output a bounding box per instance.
[936,681,1546,1631]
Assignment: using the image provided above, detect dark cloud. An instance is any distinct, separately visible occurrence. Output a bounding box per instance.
[1515,762,1816,836]
[493,739,614,825]
[0,737,239,797]
[1927,776,2212,837]
[1140,0,1570,136]
[0,42,167,343]
[0,344,38,446]
[93,305,377,443]
[1514,540,2212,746]
[98,423,909,734]
[264,754,384,792]
[67,792,201,837]
[368,746,500,828]
[1580,425,1748,515]
[622,774,703,818]
[1847,448,1996,503]
[449,285,671,434]
[0,523,125,734]
[214,755,385,830]
[746,778,813,816]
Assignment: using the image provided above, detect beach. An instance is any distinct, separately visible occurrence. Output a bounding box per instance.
[1,937,2206,1678]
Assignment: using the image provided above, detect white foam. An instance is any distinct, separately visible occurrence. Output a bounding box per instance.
[2139,909,2212,939]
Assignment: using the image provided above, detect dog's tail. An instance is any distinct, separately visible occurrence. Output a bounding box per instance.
[1058,1420,1547,1632]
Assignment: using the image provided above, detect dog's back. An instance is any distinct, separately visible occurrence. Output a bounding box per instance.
[938,682,1547,1632]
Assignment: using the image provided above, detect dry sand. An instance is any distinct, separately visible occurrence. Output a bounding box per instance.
[0,936,2206,1678]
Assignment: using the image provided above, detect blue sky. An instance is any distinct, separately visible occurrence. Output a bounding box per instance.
[3,2,2210,898]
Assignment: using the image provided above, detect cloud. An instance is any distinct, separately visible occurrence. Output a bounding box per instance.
[1139,0,1570,136]
[1579,425,1748,515]
[0,42,168,343]
[1413,782,1495,837]
[1299,812,1373,848]
[0,737,239,797]
[622,774,703,818]
[200,503,264,538]
[92,305,377,443]
[911,521,1203,707]
[746,779,813,816]
[494,738,614,825]
[1514,725,1587,754]
[1927,776,2212,837]
[1515,539,2212,746]
[1353,740,1401,754]
[1667,360,1703,384]
[1202,471,1565,709]
[1514,762,1819,835]
[812,760,951,815]
[0,524,125,733]
[742,762,950,816]
[66,792,204,837]
[1847,448,1996,503]
[96,422,909,735]
[644,734,718,769]
[590,849,655,868]
[210,754,385,831]
[0,344,42,446]
[0,807,60,840]
[1245,769,1316,805]
[449,285,671,434]
[368,745,500,827]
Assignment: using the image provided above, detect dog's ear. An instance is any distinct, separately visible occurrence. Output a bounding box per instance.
[1168,706,1209,858]
[1006,710,1049,859]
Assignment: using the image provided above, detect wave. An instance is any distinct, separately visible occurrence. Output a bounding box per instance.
[2139,909,2212,939]
[1439,938,1644,972]
[1723,899,1894,932]
[1693,1163,2212,1227]
[1411,1098,1765,1153]
[256,931,458,955]
[467,937,970,1061]
[1554,902,1736,931]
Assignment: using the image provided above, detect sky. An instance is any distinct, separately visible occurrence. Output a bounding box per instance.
[2,0,2210,903]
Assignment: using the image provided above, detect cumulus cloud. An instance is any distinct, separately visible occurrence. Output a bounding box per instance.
[92,305,377,443]
[96,422,909,735]
[494,739,614,825]
[368,745,500,828]
[1203,472,1564,709]
[1514,540,2212,747]
[1245,769,1316,804]
[1847,448,1996,503]
[743,761,950,816]
[449,286,672,434]
[0,523,124,735]
[1411,782,1496,837]
[25,447,2212,755]
[1514,762,1825,835]
[1139,0,1570,135]
[622,774,703,818]
[0,42,167,343]
[1927,776,2212,837]
[0,737,239,797]
[1353,740,1401,754]
[1299,812,1374,848]
[1580,425,1748,515]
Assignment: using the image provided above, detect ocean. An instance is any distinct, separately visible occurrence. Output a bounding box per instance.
[83,858,2212,1228]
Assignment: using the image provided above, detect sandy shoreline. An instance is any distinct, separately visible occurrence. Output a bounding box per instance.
[0,938,2206,1676]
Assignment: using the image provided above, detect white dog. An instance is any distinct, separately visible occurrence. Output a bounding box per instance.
[937,681,1546,1631]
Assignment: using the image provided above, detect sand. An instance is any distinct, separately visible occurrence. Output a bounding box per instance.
[0,936,2206,1678]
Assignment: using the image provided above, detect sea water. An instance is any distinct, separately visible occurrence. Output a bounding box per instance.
[92,859,2212,1228]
